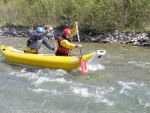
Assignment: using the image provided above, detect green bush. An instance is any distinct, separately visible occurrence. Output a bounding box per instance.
[0,0,150,33]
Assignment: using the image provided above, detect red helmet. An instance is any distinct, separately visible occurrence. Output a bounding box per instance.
[63,28,71,35]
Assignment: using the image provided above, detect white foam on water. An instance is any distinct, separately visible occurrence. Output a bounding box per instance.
[20,68,26,72]
[55,69,68,75]
[48,90,61,95]
[118,81,147,87]
[10,70,39,80]
[72,87,114,105]
[33,77,73,86]
[9,67,69,80]
[94,87,115,106]
[128,61,150,68]
[118,81,150,108]
[42,69,68,77]
[95,98,114,106]
[139,99,150,108]
[76,64,105,73]
[33,76,50,85]
[50,78,72,83]
[87,64,105,71]
[71,87,92,97]
[31,88,49,93]
[28,74,39,80]
[28,87,62,95]
[118,81,133,94]
[70,84,115,106]
[118,81,147,94]
[8,67,76,96]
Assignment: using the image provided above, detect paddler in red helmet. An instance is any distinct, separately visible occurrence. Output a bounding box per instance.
[55,21,82,56]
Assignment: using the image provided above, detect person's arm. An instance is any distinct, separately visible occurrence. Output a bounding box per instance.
[60,40,77,50]
[70,25,77,38]
[70,21,78,38]
[42,37,54,50]
[30,31,48,40]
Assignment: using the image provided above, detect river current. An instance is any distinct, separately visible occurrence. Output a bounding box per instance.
[0,36,150,113]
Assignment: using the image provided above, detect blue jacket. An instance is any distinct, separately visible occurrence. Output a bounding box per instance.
[26,31,54,50]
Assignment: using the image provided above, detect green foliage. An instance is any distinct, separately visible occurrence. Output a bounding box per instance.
[2,23,30,29]
[114,0,150,30]
[0,0,150,33]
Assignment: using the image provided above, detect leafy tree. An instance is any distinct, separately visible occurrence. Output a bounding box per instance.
[0,0,17,25]
[0,0,150,33]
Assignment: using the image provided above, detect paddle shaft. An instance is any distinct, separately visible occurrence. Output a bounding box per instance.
[76,27,83,57]
[76,24,88,75]
[79,48,82,57]
[52,30,57,48]
[76,27,80,43]
[76,24,84,56]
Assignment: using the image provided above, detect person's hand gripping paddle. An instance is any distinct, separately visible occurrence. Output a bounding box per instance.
[76,24,88,75]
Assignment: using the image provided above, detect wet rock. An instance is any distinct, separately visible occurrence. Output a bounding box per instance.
[0,26,149,46]
[133,40,141,46]
[0,28,3,35]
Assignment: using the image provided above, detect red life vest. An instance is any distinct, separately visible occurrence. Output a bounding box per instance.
[57,36,72,55]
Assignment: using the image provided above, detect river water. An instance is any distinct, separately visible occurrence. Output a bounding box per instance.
[0,36,150,113]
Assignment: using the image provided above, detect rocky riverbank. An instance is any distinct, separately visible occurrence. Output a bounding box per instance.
[0,27,150,46]
[80,30,150,46]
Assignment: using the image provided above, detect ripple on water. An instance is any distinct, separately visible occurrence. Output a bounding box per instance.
[9,67,115,106]
[128,61,150,68]
[117,81,150,109]
[70,83,115,106]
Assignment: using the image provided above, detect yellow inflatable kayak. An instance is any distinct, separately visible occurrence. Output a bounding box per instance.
[0,45,106,70]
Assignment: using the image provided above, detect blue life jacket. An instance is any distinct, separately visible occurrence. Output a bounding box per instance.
[29,39,43,49]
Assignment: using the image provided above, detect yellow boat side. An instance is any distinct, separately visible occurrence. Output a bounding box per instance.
[0,45,94,70]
